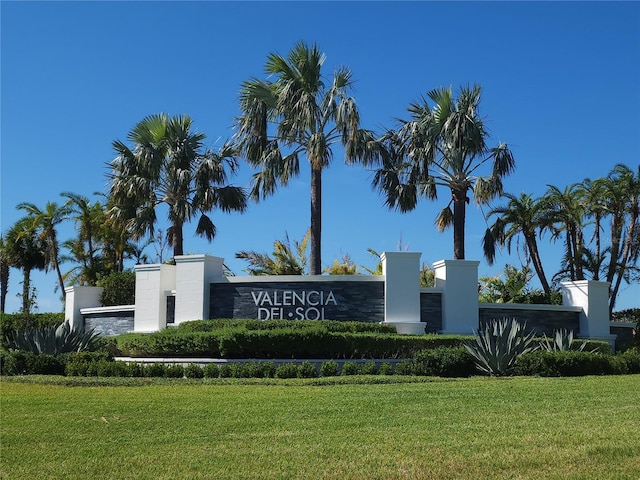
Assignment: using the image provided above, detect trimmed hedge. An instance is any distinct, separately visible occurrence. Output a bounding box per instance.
[513,350,640,377]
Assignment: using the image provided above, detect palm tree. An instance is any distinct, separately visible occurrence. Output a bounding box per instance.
[61,192,104,278]
[109,113,247,257]
[542,183,586,282]
[605,164,640,312]
[4,218,47,315]
[16,201,71,298]
[483,192,551,295]
[373,85,515,260]
[235,41,377,275]
[236,231,309,275]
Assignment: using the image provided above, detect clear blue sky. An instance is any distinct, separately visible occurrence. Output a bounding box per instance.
[1,1,639,314]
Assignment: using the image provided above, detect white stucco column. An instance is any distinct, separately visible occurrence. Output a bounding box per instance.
[434,259,479,334]
[64,285,103,330]
[174,254,225,324]
[134,263,176,332]
[381,251,424,334]
[561,280,616,347]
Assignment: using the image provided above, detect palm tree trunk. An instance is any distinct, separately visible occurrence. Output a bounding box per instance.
[173,220,184,257]
[310,166,322,275]
[452,189,466,260]
[1,261,8,313]
[524,231,551,295]
[21,268,31,316]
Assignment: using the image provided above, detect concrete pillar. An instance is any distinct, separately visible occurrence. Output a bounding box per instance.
[134,263,176,332]
[174,254,225,324]
[561,280,616,347]
[64,285,103,330]
[381,251,424,334]
[434,259,479,334]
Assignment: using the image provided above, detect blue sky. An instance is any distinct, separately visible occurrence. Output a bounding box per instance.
[1,1,639,314]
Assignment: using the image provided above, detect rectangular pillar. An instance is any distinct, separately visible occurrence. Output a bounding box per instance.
[174,254,225,324]
[381,251,424,334]
[64,285,103,331]
[434,259,479,334]
[134,263,176,332]
[562,280,616,348]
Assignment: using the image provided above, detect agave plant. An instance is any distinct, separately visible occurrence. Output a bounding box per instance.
[465,318,538,376]
[540,329,597,353]
[5,320,99,355]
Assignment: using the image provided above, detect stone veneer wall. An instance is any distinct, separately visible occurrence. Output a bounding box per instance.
[210,281,384,323]
[84,311,134,336]
[420,291,442,333]
[479,305,580,336]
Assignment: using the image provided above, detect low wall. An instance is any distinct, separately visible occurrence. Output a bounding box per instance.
[81,306,135,336]
[479,303,581,336]
[610,322,636,351]
[420,290,443,333]
[210,277,385,323]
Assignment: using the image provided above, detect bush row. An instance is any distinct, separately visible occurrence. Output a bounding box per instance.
[114,329,471,359]
[114,327,610,359]
[176,319,399,334]
[3,348,639,378]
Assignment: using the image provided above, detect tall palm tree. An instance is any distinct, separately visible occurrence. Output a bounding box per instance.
[483,192,551,295]
[16,201,71,298]
[61,192,104,278]
[4,218,47,315]
[373,85,515,260]
[606,164,640,312]
[235,41,377,275]
[542,183,586,282]
[109,114,247,257]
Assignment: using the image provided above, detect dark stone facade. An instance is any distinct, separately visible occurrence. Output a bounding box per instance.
[210,281,384,323]
[85,312,134,336]
[479,306,580,336]
[420,292,442,333]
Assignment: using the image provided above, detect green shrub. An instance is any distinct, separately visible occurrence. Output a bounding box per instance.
[1,312,65,341]
[218,364,233,378]
[297,361,317,378]
[620,349,640,373]
[513,351,627,377]
[164,364,184,378]
[97,270,136,306]
[203,363,220,378]
[413,347,475,377]
[341,362,359,376]
[394,361,415,376]
[144,363,166,377]
[359,361,377,375]
[319,360,338,377]
[465,318,537,376]
[184,363,204,378]
[275,363,298,379]
[378,362,393,375]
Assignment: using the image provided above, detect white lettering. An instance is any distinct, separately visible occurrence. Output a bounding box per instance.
[251,291,264,306]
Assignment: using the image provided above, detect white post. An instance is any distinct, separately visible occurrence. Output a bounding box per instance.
[174,255,225,324]
[134,263,176,332]
[434,259,479,334]
[561,280,616,348]
[381,251,424,334]
[64,285,103,331]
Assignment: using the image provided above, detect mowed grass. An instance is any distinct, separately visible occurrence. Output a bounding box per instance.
[1,375,639,480]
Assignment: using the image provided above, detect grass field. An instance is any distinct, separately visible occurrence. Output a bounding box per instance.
[1,375,639,479]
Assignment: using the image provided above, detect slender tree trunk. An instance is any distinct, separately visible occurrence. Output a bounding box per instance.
[310,166,322,275]
[524,231,551,295]
[173,221,184,257]
[0,260,8,313]
[21,268,31,316]
[452,189,466,260]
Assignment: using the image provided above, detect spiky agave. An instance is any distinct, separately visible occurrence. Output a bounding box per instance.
[5,321,99,355]
[465,318,537,376]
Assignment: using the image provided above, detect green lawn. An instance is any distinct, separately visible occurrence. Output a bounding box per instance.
[1,375,639,479]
